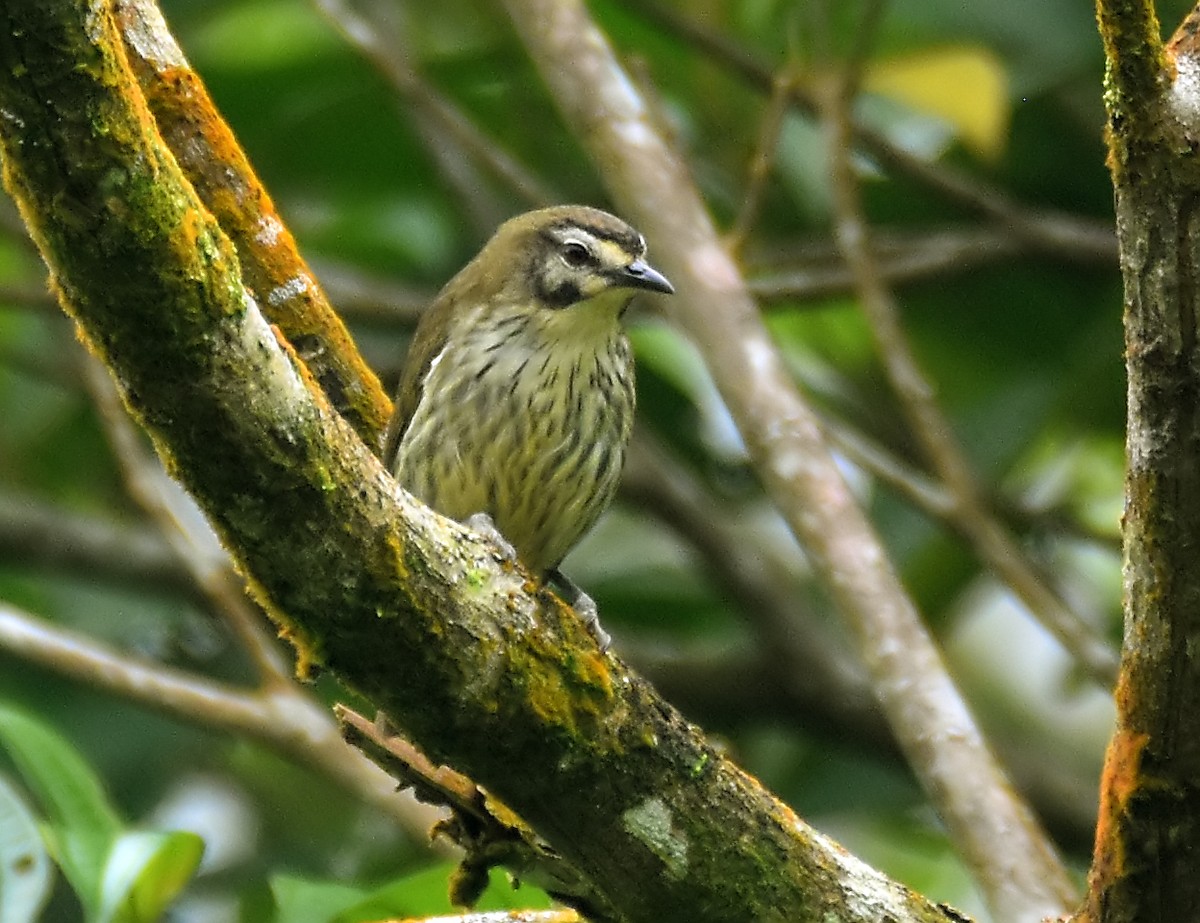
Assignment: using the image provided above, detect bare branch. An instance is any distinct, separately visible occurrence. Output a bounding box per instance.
[725,68,801,254]
[311,0,555,215]
[496,0,1075,917]
[824,41,1118,695]
[0,602,440,836]
[310,258,431,327]
[0,491,199,603]
[748,225,1027,301]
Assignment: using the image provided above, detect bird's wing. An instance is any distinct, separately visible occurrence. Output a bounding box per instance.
[380,291,456,468]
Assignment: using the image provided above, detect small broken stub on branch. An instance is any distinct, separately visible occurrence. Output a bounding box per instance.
[1168,7,1200,143]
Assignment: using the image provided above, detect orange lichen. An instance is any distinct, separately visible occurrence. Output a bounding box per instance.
[124,46,392,446]
[1088,724,1150,893]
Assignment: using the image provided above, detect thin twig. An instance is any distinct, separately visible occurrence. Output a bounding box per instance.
[310,258,431,326]
[82,358,294,685]
[818,408,1120,551]
[726,68,801,254]
[747,224,1025,300]
[0,491,201,604]
[844,0,889,81]
[0,282,56,310]
[312,0,555,213]
[818,413,956,516]
[824,49,1118,690]
[0,602,442,837]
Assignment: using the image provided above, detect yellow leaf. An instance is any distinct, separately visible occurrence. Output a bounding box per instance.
[864,47,1010,161]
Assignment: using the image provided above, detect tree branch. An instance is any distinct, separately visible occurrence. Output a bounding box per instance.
[311,0,555,221]
[0,491,200,603]
[824,28,1117,691]
[0,602,440,835]
[82,355,296,683]
[496,0,1076,918]
[113,0,393,449]
[0,1,964,919]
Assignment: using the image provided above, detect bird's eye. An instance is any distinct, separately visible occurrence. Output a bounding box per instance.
[561,241,592,268]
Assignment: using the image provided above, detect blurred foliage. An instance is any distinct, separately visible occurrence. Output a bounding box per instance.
[0,704,203,923]
[0,0,1185,919]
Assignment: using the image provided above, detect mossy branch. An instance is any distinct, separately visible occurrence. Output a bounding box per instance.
[0,1,964,920]
[113,0,393,448]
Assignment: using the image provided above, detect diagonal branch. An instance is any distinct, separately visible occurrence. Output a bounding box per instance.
[82,355,295,684]
[0,602,439,835]
[113,0,393,449]
[0,491,199,603]
[312,0,555,218]
[823,34,1118,692]
[496,0,1077,918]
[0,1,964,919]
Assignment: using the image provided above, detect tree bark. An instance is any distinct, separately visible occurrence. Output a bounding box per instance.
[1083,2,1200,920]
[0,1,966,920]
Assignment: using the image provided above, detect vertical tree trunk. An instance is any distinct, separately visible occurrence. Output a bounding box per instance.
[1085,3,1200,919]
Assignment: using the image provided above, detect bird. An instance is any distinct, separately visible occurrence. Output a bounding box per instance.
[382,205,674,650]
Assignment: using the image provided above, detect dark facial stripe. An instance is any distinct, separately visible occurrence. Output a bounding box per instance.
[538,279,581,308]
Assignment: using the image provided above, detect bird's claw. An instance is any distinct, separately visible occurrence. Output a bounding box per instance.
[573,592,612,653]
[550,567,611,652]
[465,512,518,563]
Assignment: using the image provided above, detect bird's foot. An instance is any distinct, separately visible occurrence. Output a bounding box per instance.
[465,512,518,563]
[550,567,611,653]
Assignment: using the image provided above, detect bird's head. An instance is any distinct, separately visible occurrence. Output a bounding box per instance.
[475,205,674,312]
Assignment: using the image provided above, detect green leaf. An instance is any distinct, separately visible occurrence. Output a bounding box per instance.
[98,830,205,923]
[335,864,553,922]
[0,773,53,923]
[333,863,453,922]
[270,875,369,923]
[0,702,120,919]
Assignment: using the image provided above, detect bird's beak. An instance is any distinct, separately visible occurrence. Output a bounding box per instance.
[619,259,675,295]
